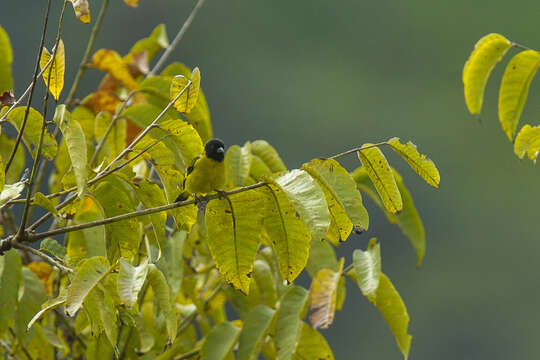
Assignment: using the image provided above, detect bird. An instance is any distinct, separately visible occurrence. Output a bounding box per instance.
[176,138,226,202]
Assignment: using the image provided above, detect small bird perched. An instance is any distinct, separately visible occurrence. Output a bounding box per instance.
[176,139,226,201]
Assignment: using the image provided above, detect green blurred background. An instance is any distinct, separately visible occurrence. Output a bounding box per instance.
[4,0,540,358]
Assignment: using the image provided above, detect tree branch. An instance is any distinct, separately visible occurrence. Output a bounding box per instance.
[4,0,53,173]
[148,0,207,77]
[12,241,72,273]
[64,0,110,107]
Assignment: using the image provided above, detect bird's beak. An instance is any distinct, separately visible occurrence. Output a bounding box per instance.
[217,147,224,154]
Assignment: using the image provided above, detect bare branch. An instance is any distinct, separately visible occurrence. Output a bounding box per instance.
[12,241,72,273]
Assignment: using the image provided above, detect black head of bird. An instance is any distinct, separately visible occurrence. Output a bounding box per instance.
[205,138,225,162]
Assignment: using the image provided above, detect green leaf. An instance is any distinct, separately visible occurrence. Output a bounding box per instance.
[251,140,287,173]
[237,305,276,360]
[40,39,65,100]
[6,107,58,160]
[33,192,58,217]
[302,158,369,236]
[225,141,252,188]
[260,183,311,283]
[0,181,25,205]
[206,190,265,293]
[39,238,67,260]
[293,322,334,360]
[94,287,118,352]
[252,259,277,308]
[387,137,440,188]
[94,111,126,159]
[117,259,149,308]
[353,239,381,301]
[27,289,67,330]
[499,50,540,141]
[309,258,344,329]
[272,169,330,242]
[463,33,512,114]
[86,334,114,360]
[54,105,88,198]
[93,176,141,261]
[170,67,201,113]
[275,285,309,360]
[514,124,540,162]
[202,321,241,360]
[0,250,22,334]
[147,264,177,342]
[372,273,412,360]
[65,256,112,316]
[357,145,402,213]
[158,231,185,300]
[306,239,338,277]
[354,168,426,266]
[129,24,169,61]
[0,134,25,183]
[160,119,204,170]
[0,25,13,93]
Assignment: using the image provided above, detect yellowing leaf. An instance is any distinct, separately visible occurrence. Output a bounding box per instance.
[387,137,440,188]
[40,39,65,100]
[354,168,426,266]
[309,258,344,329]
[27,262,54,296]
[170,67,201,113]
[65,256,112,316]
[160,119,204,170]
[202,321,241,360]
[251,140,287,173]
[117,259,148,308]
[499,50,540,141]
[237,305,276,360]
[357,145,402,214]
[206,190,264,293]
[463,33,511,114]
[54,105,88,198]
[6,107,58,160]
[33,192,58,217]
[124,0,139,7]
[225,142,252,188]
[0,25,14,93]
[69,0,91,24]
[372,274,412,360]
[27,289,67,330]
[83,90,122,114]
[91,49,138,90]
[293,322,334,360]
[353,239,381,301]
[0,134,24,184]
[275,286,309,360]
[514,124,540,162]
[252,259,277,308]
[302,159,369,237]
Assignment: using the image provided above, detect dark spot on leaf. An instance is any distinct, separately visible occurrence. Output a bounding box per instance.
[295,212,300,218]
[246,272,252,278]
[225,209,232,214]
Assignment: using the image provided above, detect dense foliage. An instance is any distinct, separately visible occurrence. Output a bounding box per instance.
[0,1,440,359]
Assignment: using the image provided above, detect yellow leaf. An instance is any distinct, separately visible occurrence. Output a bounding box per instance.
[124,0,139,7]
[499,50,540,141]
[463,33,511,114]
[205,190,265,294]
[91,49,138,90]
[170,67,201,113]
[68,0,91,24]
[514,124,540,162]
[40,39,65,100]
[27,262,54,296]
[309,258,344,329]
[357,144,402,214]
[387,137,440,188]
[83,90,122,114]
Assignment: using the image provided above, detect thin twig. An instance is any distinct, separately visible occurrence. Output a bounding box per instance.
[174,349,200,360]
[64,0,110,107]
[17,1,68,239]
[4,0,53,173]
[27,182,267,242]
[148,0,207,76]
[12,241,72,273]
[26,134,170,232]
[512,42,533,51]
[328,141,389,160]
[89,90,138,166]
